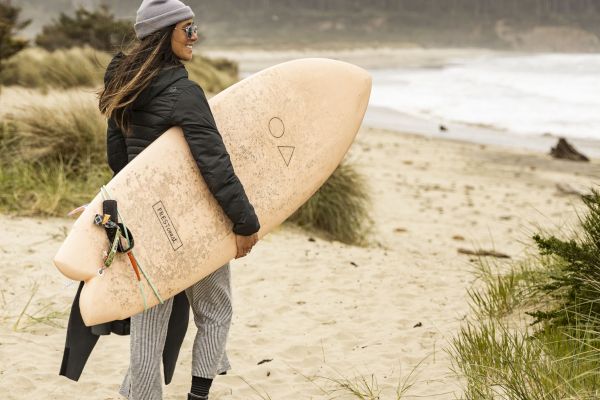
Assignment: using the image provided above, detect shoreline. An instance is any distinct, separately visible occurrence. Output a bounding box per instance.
[365,105,600,159]
[202,47,600,160]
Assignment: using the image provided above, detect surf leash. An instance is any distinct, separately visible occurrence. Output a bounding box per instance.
[97,186,164,309]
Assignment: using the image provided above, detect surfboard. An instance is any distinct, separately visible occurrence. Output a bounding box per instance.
[53,58,372,326]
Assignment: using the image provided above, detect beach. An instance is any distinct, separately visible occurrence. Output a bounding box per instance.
[1,117,598,398]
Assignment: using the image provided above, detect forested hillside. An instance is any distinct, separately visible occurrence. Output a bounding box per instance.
[11,0,600,50]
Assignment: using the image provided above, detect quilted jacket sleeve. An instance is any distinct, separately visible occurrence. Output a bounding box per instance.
[171,84,260,236]
[106,118,128,176]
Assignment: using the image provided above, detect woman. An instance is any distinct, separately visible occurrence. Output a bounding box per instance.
[99,1,260,399]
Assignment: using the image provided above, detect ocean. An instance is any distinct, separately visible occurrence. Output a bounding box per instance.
[369,53,600,141]
[212,48,600,155]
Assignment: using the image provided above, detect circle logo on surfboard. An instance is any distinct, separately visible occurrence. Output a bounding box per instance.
[269,117,295,167]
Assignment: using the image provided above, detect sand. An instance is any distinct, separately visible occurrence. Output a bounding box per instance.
[0,123,598,399]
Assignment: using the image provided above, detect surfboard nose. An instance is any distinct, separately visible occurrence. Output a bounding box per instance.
[303,57,372,119]
[349,64,372,117]
[298,57,372,95]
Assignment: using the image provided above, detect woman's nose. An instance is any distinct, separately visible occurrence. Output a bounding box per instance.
[192,31,204,44]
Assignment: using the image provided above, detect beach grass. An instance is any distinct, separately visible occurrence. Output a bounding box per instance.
[450,191,600,399]
[322,373,383,399]
[451,318,600,399]
[0,46,237,92]
[467,259,542,320]
[1,95,106,167]
[0,47,110,90]
[0,94,111,216]
[238,376,273,400]
[310,368,420,399]
[288,163,371,246]
[12,281,39,332]
[185,54,238,93]
[11,282,69,332]
[0,160,111,216]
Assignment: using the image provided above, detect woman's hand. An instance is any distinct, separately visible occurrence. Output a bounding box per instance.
[235,233,258,259]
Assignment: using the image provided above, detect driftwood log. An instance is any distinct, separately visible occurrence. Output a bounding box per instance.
[458,248,511,259]
[550,138,589,162]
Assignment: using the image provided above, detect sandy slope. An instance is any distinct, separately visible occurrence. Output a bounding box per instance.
[0,126,598,399]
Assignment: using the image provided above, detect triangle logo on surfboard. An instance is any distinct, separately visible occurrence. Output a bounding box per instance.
[278,146,295,167]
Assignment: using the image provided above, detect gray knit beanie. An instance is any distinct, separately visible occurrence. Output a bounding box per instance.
[135,0,195,40]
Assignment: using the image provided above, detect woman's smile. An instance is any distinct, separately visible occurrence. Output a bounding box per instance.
[172,19,198,61]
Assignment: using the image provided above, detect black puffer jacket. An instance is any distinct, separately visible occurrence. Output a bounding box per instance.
[106,52,259,236]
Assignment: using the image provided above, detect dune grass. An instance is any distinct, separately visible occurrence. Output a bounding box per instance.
[0,47,111,89]
[240,362,421,400]
[2,96,106,166]
[0,46,237,92]
[467,259,543,320]
[186,54,238,93]
[10,282,69,332]
[0,160,111,216]
[451,318,600,399]
[288,163,371,245]
[312,369,419,400]
[0,95,111,216]
[450,191,600,399]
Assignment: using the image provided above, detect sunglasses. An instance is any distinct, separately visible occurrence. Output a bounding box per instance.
[178,24,199,39]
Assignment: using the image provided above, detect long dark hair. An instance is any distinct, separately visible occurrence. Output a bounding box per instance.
[98,25,181,134]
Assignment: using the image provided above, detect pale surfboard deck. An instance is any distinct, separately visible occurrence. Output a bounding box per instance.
[53,58,372,326]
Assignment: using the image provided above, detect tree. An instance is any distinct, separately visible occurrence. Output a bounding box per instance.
[35,4,134,52]
[0,3,30,69]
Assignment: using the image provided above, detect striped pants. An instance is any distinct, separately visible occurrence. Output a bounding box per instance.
[119,264,232,400]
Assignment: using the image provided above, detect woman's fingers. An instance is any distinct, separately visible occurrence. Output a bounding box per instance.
[235,233,258,259]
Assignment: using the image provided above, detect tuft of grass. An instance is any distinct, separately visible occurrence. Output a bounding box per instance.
[311,369,420,399]
[11,282,69,332]
[451,318,600,400]
[0,94,111,216]
[1,95,106,167]
[323,373,382,400]
[186,55,238,92]
[451,189,600,399]
[293,360,423,400]
[288,163,371,245]
[238,376,273,400]
[19,301,70,331]
[0,46,110,89]
[468,260,543,320]
[0,160,111,216]
[13,282,39,332]
[0,46,238,92]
